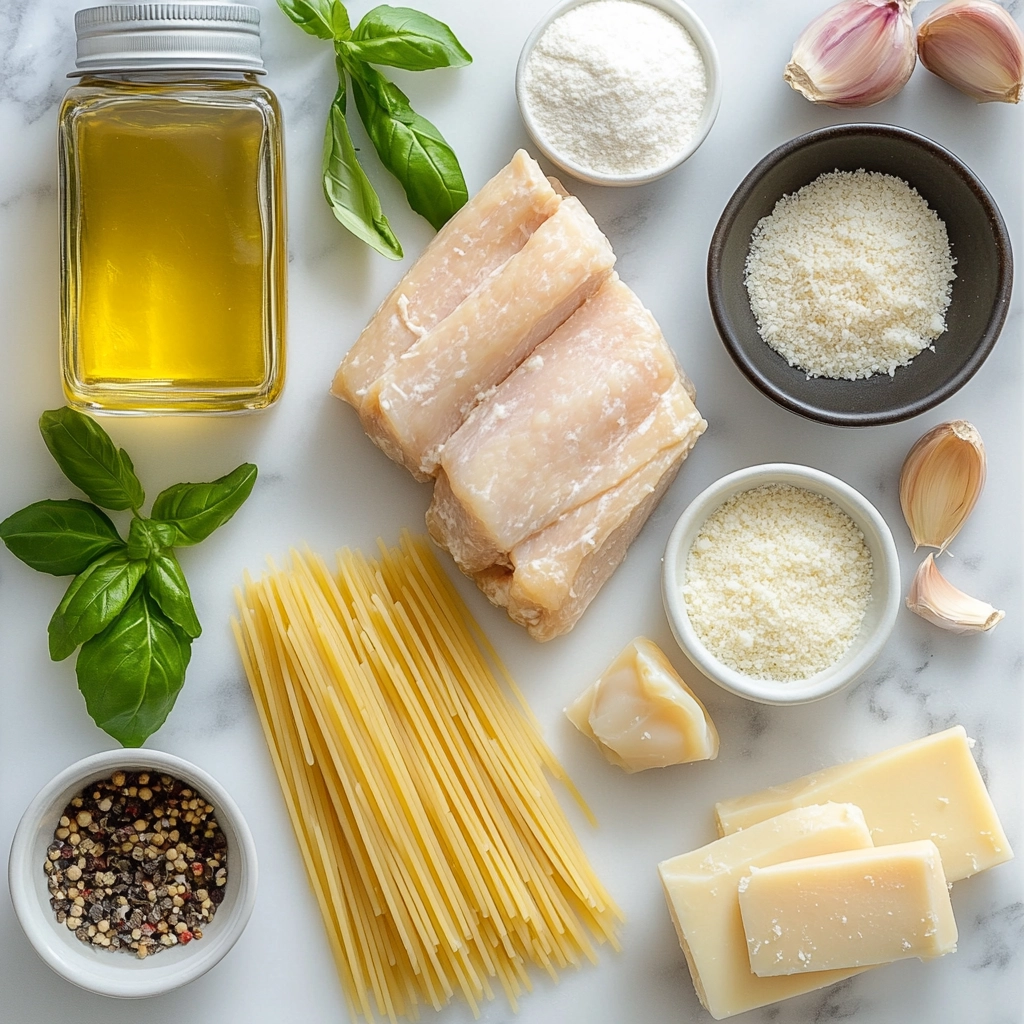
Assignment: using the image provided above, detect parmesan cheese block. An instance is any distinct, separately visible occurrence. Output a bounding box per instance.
[566,637,718,772]
[658,803,873,1020]
[715,727,1012,882]
[361,196,615,479]
[469,437,688,641]
[738,840,957,977]
[429,276,703,572]
[332,150,562,411]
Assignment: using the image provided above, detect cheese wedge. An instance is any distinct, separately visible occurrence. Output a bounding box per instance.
[715,726,1012,882]
[332,150,562,412]
[658,804,874,1020]
[566,637,718,772]
[738,839,957,977]
[470,438,689,641]
[361,196,615,479]
[429,277,704,572]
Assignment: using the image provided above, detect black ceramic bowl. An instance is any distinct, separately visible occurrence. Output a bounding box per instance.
[708,124,1012,426]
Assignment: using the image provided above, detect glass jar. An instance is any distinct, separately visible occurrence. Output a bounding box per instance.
[59,4,286,414]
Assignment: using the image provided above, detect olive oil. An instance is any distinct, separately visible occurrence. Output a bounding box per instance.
[60,5,284,414]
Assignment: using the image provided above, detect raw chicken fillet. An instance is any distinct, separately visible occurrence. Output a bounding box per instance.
[332,152,705,640]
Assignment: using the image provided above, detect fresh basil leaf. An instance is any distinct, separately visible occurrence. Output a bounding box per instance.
[150,463,258,546]
[39,408,145,512]
[347,62,467,230]
[346,5,471,70]
[126,517,176,561]
[146,552,202,639]
[0,499,123,576]
[76,587,192,747]
[321,85,404,260]
[277,0,351,40]
[48,550,146,661]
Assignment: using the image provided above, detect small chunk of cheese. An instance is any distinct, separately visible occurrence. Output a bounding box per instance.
[566,637,718,772]
[715,726,1012,882]
[658,803,873,1020]
[738,839,957,977]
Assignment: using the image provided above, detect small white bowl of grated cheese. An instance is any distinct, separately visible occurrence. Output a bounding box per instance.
[516,0,722,186]
[662,464,901,706]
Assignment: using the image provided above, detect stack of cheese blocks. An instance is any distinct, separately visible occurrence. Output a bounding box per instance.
[332,151,706,641]
[658,726,1014,1019]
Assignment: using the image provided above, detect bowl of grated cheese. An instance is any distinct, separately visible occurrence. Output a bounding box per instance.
[662,464,901,705]
[515,0,722,186]
[708,124,1012,426]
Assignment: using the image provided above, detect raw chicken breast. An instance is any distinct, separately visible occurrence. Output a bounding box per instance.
[361,197,615,480]
[471,437,701,641]
[332,150,562,411]
[428,278,703,573]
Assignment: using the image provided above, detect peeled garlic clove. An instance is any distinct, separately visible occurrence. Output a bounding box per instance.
[918,0,1024,103]
[785,0,918,107]
[907,554,1004,633]
[900,420,986,553]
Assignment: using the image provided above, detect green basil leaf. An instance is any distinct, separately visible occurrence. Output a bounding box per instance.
[346,5,471,70]
[0,499,123,576]
[321,84,404,260]
[39,408,145,512]
[347,62,467,230]
[76,588,192,747]
[126,517,176,561]
[150,463,258,546]
[145,551,202,639]
[277,0,351,40]
[48,550,146,661]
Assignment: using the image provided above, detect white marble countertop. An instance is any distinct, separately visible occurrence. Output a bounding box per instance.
[1,1,1021,1021]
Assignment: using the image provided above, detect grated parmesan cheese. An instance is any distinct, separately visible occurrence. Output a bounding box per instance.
[744,170,956,380]
[683,484,873,682]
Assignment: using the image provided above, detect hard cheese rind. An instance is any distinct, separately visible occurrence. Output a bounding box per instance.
[738,839,957,977]
[658,803,873,1020]
[715,726,1012,882]
[566,637,719,772]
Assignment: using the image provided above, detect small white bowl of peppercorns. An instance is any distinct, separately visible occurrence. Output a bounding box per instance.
[8,748,257,997]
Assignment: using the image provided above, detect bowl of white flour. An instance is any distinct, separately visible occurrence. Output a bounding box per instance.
[516,0,721,186]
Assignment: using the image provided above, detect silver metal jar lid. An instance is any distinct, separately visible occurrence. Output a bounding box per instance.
[73,4,265,74]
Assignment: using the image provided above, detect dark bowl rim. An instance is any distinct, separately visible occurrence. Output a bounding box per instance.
[707,122,1014,427]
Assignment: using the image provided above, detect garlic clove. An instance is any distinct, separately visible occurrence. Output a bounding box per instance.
[918,0,1024,103]
[785,0,919,107]
[906,554,1004,633]
[899,420,986,553]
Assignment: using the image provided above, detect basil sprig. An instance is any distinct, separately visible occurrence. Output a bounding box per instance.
[277,1,471,259]
[0,408,257,747]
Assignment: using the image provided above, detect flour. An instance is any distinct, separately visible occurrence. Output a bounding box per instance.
[522,0,708,177]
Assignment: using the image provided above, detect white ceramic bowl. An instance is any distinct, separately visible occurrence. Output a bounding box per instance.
[662,464,901,706]
[515,0,722,186]
[9,749,257,998]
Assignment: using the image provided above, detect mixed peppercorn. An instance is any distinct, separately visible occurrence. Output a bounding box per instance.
[44,770,227,958]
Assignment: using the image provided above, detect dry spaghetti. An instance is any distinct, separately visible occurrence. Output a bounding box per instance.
[232,533,621,1022]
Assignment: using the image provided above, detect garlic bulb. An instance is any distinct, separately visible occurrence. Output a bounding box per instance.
[785,0,919,107]
[900,421,986,553]
[907,555,1004,633]
[918,0,1024,103]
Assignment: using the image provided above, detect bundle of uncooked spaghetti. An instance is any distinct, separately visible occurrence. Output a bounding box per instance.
[232,533,621,1022]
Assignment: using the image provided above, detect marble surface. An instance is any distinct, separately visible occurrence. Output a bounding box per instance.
[1,0,1022,1021]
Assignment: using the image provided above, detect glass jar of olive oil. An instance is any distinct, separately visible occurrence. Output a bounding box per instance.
[59,4,285,414]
